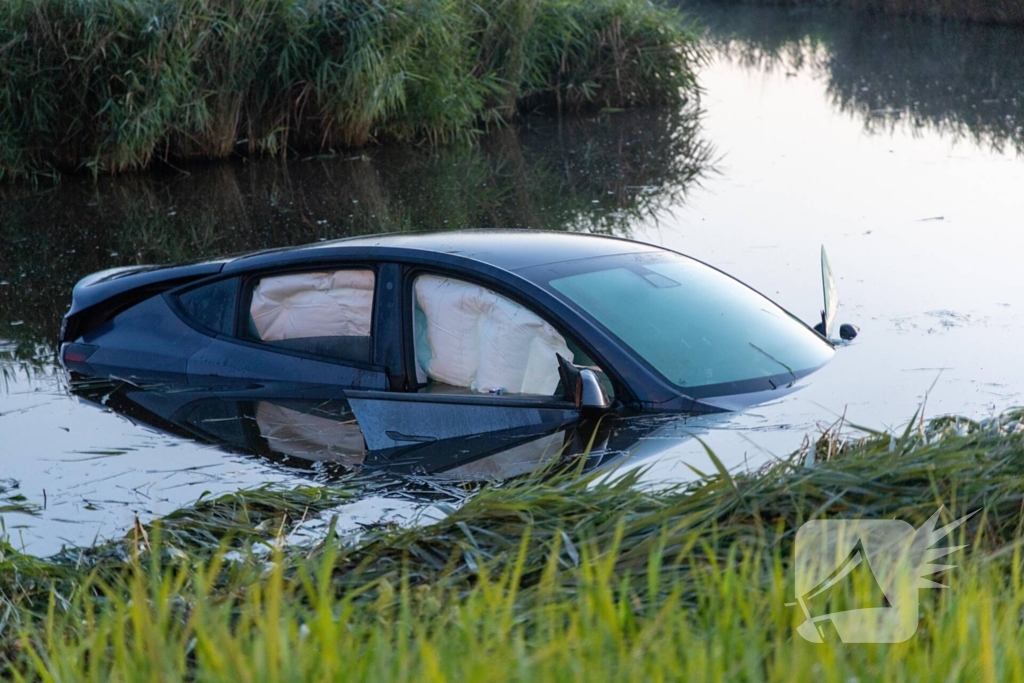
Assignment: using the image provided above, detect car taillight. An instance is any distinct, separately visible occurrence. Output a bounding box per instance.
[62,343,98,365]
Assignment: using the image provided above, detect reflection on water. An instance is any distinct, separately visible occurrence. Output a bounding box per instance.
[68,379,687,484]
[692,3,1024,153]
[0,108,711,356]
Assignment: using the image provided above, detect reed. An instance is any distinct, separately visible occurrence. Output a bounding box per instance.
[0,0,702,180]
[3,410,1024,680]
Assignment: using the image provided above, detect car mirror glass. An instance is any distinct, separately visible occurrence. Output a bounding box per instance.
[579,369,611,409]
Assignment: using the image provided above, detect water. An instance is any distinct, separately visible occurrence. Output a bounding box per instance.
[2,5,1023,555]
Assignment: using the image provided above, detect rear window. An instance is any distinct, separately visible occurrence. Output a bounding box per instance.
[177,278,239,336]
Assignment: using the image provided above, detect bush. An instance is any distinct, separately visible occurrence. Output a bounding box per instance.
[0,0,703,179]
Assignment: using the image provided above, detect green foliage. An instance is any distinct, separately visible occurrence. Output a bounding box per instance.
[3,411,1024,680]
[0,0,703,180]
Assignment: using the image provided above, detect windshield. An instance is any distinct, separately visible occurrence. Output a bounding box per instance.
[545,251,833,397]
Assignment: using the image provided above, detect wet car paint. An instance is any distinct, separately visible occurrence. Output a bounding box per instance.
[61,231,835,417]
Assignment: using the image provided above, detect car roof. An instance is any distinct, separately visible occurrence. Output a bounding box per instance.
[228,229,663,272]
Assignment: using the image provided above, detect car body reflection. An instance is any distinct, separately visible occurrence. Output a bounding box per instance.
[69,378,727,485]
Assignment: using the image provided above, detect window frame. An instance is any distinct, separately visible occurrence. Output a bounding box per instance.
[166,264,386,373]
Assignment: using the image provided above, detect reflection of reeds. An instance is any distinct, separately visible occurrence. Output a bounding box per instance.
[0,0,702,180]
[0,106,714,356]
[0,340,54,395]
[697,4,1024,153]
[2,411,1024,679]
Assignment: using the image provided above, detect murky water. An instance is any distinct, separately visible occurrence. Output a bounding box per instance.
[2,5,1023,555]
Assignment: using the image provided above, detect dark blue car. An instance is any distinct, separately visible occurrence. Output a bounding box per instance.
[61,231,835,447]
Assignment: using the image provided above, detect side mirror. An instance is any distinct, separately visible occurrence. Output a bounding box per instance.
[556,354,611,410]
[579,369,612,409]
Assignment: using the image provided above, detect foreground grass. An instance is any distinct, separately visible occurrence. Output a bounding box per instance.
[3,411,1024,680]
[0,0,701,180]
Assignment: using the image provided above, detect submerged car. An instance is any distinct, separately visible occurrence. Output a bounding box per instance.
[60,231,836,445]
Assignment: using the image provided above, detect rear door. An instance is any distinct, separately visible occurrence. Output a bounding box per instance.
[174,266,389,389]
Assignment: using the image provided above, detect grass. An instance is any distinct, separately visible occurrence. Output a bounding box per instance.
[3,409,1024,680]
[0,480,39,517]
[0,0,703,180]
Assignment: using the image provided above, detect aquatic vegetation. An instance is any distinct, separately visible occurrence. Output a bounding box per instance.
[0,0,702,180]
[0,480,39,517]
[2,410,1024,680]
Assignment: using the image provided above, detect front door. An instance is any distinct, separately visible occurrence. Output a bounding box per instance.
[346,270,606,449]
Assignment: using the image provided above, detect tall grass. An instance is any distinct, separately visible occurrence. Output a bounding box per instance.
[3,410,1024,680]
[0,0,702,180]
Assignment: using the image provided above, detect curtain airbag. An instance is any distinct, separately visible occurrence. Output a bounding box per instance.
[250,270,374,341]
[414,275,573,395]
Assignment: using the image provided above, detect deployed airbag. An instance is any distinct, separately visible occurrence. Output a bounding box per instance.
[250,270,374,341]
[414,275,573,395]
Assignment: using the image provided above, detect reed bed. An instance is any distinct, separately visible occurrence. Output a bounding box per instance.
[0,0,702,180]
[3,409,1024,680]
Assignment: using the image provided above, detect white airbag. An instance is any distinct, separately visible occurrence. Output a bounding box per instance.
[250,270,374,341]
[414,275,572,395]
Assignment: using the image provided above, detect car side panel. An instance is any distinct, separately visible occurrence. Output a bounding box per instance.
[77,294,214,381]
[186,338,389,389]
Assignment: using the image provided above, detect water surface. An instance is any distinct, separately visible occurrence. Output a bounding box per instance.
[2,5,1023,554]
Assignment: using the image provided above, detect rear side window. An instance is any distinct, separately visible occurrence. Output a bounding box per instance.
[177,278,239,336]
[246,269,375,364]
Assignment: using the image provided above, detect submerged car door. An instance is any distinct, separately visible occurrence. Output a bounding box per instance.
[175,265,390,389]
[344,267,581,450]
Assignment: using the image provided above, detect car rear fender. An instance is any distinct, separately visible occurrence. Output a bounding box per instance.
[61,261,227,342]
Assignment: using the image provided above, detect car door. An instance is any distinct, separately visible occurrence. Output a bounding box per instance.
[173,265,390,389]
[344,267,592,450]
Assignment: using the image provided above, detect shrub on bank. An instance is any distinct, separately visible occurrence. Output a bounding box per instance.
[0,0,702,179]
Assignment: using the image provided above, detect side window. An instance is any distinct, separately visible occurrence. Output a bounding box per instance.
[412,273,609,398]
[246,269,375,364]
[177,277,239,336]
